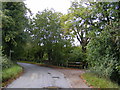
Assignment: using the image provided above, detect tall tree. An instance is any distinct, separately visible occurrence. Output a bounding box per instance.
[61,1,94,52]
[2,2,29,59]
[31,9,66,62]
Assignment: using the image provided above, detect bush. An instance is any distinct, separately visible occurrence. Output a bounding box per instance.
[90,55,117,79]
[87,30,120,84]
[69,46,86,62]
[2,55,14,70]
[0,49,13,70]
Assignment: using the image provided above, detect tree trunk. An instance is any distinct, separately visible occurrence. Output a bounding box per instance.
[82,46,86,53]
[47,50,52,63]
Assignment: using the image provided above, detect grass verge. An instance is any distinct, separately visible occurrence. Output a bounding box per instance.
[81,72,120,88]
[2,64,23,87]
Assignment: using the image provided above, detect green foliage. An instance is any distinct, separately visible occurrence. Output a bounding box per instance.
[0,49,13,69]
[89,2,120,31]
[61,1,94,52]
[90,55,117,78]
[87,24,120,83]
[82,73,120,88]
[28,9,73,65]
[85,2,120,84]
[2,2,29,59]
[51,40,73,65]
[2,55,13,70]
[69,46,86,62]
[31,9,62,61]
[23,42,44,62]
[2,64,22,82]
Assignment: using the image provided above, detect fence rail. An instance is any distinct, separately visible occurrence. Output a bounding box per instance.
[67,62,88,69]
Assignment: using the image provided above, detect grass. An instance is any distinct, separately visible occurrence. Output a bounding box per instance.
[81,72,120,88]
[2,64,23,82]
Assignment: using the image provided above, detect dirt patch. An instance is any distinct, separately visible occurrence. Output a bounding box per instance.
[56,69,90,88]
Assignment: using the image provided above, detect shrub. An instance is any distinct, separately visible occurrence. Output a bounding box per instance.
[69,46,86,62]
[90,55,117,79]
[2,55,14,70]
[87,29,120,84]
[0,50,13,70]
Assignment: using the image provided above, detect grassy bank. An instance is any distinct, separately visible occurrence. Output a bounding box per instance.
[2,64,23,86]
[81,72,120,88]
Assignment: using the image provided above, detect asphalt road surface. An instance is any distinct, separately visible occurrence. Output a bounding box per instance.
[7,62,71,88]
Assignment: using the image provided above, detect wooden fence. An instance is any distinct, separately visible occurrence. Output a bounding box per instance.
[67,62,88,69]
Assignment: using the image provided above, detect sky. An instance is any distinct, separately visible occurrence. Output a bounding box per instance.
[24,0,75,15]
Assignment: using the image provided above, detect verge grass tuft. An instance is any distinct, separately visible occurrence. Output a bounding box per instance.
[81,72,120,88]
[2,64,23,82]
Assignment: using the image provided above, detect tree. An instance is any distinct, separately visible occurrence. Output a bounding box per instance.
[86,2,120,84]
[2,2,29,60]
[30,9,70,63]
[90,2,120,29]
[61,1,95,52]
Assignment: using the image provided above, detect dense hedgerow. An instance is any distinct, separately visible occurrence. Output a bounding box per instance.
[87,27,120,84]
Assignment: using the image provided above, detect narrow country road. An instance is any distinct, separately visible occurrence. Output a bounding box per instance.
[7,62,71,88]
[7,62,89,88]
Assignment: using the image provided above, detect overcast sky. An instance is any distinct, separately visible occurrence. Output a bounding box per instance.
[24,0,76,15]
